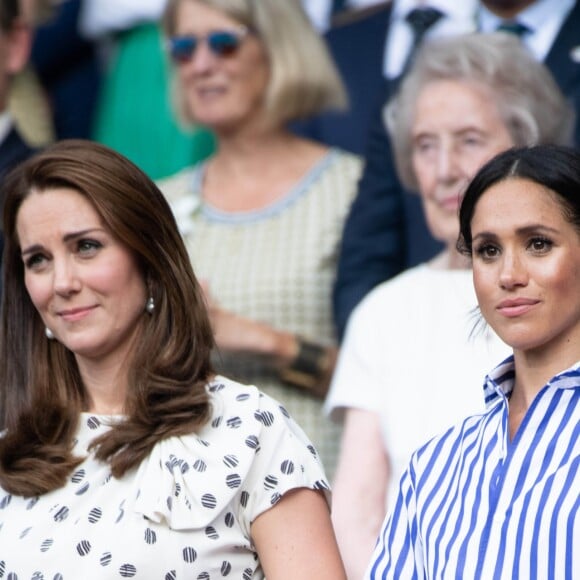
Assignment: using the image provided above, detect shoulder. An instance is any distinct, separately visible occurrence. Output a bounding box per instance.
[354,263,430,314]
[204,375,291,431]
[132,376,329,531]
[329,2,392,36]
[325,148,364,189]
[407,408,496,488]
[0,127,36,176]
[156,164,204,234]
[303,148,363,208]
[204,376,323,459]
[548,2,580,61]
[325,148,364,178]
[333,147,364,165]
[156,164,201,204]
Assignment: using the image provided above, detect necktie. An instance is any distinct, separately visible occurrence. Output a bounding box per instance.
[331,0,347,16]
[402,7,444,75]
[496,21,530,37]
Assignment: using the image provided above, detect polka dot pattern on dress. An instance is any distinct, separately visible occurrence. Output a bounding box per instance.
[0,377,329,578]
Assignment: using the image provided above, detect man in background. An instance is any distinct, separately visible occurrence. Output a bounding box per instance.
[0,0,34,180]
[0,0,35,276]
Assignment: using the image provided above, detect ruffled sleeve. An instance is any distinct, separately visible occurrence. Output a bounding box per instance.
[131,377,330,536]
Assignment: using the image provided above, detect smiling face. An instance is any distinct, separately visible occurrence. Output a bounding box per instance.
[411,79,515,247]
[16,187,149,367]
[471,177,580,359]
[173,0,270,135]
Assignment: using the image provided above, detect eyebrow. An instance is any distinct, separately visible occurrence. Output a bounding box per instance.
[472,223,561,242]
[21,228,105,256]
[412,126,486,140]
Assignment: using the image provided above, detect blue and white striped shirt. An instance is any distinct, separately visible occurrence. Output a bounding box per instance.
[366,356,580,580]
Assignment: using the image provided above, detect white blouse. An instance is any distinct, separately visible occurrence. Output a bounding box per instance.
[0,376,329,579]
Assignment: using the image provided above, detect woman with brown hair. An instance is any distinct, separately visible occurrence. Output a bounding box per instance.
[0,140,346,579]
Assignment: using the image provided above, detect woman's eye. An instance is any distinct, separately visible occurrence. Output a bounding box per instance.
[462,135,483,147]
[77,239,102,255]
[475,243,499,259]
[414,139,437,156]
[529,237,553,253]
[25,253,47,270]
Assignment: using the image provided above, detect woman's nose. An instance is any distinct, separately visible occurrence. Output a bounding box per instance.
[436,145,461,183]
[499,252,528,290]
[53,259,81,296]
[187,40,218,73]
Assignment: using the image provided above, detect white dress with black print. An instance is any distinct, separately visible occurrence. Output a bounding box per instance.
[0,376,330,579]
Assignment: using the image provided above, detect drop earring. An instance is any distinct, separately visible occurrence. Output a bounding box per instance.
[146,297,155,314]
[45,327,55,340]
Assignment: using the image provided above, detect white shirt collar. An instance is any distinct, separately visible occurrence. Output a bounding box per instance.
[385,0,575,77]
[392,0,476,22]
[0,111,13,145]
[385,0,478,78]
[478,0,575,61]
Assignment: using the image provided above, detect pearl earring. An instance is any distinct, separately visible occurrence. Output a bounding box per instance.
[45,327,55,340]
[146,297,155,314]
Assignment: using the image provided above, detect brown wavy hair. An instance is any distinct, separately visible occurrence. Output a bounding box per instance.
[0,140,215,496]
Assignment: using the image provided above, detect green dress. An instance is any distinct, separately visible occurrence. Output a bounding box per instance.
[93,23,215,180]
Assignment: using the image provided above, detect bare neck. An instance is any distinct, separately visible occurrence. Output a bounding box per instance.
[75,356,128,415]
[507,342,579,439]
[204,129,327,211]
[213,127,311,166]
[512,345,579,403]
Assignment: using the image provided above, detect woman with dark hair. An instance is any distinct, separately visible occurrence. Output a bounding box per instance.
[326,32,573,578]
[367,144,580,579]
[0,140,346,579]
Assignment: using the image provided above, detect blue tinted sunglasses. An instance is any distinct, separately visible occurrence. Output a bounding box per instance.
[167,28,250,63]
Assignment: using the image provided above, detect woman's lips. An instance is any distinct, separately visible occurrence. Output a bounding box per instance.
[58,305,98,322]
[496,298,539,318]
[438,195,462,212]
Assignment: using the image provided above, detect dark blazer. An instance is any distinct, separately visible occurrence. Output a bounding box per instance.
[294,3,442,337]
[31,0,101,139]
[304,1,580,339]
[0,127,37,282]
[292,3,393,154]
[0,126,36,181]
[544,0,580,145]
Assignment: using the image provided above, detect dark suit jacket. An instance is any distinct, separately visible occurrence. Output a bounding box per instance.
[0,126,36,182]
[544,0,580,145]
[294,3,443,338]
[0,127,37,283]
[31,0,101,139]
[299,1,580,340]
[292,3,393,153]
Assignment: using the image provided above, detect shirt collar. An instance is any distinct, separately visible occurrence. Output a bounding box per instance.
[393,0,476,22]
[0,111,13,144]
[385,0,478,77]
[483,356,580,408]
[479,0,574,31]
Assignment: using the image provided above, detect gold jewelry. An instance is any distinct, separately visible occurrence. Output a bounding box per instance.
[279,338,330,390]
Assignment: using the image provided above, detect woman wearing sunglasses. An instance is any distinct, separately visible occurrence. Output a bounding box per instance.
[159,0,362,480]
